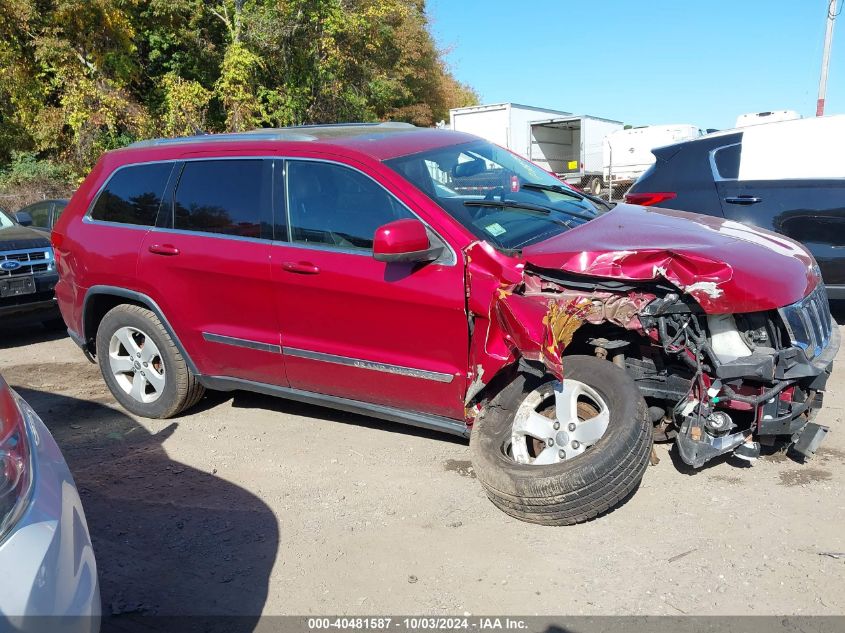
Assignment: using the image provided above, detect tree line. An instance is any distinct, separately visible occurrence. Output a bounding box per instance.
[0,0,477,199]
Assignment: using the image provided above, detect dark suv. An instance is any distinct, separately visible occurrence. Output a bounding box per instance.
[53,123,838,525]
[626,115,845,299]
[0,208,60,326]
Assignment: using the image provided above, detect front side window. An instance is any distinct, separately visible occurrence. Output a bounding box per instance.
[173,160,271,239]
[0,210,15,230]
[286,160,413,250]
[385,141,601,252]
[91,162,173,226]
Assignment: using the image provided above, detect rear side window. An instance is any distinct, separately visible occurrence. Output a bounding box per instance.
[173,160,271,239]
[713,144,741,180]
[91,163,173,225]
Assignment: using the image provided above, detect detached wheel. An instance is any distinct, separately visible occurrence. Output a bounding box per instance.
[96,304,204,418]
[470,355,651,525]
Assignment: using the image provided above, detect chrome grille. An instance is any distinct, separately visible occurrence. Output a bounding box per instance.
[779,284,834,359]
[0,248,54,278]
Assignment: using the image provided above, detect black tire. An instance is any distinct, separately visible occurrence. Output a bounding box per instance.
[95,304,205,418]
[470,355,651,526]
[590,177,602,196]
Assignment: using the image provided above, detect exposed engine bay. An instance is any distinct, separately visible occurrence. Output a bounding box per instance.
[463,240,839,469]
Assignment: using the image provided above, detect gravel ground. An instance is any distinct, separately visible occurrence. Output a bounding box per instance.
[1,308,844,621]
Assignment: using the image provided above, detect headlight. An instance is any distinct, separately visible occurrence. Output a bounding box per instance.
[0,382,34,543]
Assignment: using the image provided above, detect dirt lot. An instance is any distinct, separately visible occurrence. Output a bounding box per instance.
[2,309,845,621]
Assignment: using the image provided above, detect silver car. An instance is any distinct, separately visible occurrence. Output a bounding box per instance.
[0,373,100,632]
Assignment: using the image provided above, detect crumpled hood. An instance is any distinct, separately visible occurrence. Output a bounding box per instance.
[521,204,819,313]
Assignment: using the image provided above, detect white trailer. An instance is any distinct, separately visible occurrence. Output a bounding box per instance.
[735,110,801,128]
[450,104,623,193]
[602,124,703,186]
[450,102,572,158]
[527,115,623,193]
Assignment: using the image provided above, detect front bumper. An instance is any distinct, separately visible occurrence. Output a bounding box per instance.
[0,273,59,324]
[0,398,100,631]
[677,317,839,468]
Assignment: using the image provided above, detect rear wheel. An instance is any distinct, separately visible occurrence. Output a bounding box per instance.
[470,355,652,525]
[589,177,602,196]
[96,304,204,418]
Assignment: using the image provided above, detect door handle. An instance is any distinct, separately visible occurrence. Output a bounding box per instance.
[724,196,762,205]
[282,261,320,274]
[148,244,180,256]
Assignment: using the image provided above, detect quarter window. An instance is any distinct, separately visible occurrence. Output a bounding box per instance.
[714,144,741,180]
[91,162,173,225]
[286,160,413,250]
[173,160,271,239]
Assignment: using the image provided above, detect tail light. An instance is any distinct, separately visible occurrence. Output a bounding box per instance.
[624,192,677,206]
[0,378,33,541]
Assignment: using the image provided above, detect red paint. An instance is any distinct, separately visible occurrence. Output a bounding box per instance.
[522,204,819,313]
[53,129,823,424]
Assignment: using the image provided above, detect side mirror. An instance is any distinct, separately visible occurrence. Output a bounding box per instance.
[14,211,33,227]
[373,219,443,264]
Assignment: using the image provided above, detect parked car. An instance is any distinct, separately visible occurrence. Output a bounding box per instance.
[52,123,838,525]
[625,115,845,300]
[15,198,69,233]
[0,208,62,328]
[602,124,703,187]
[0,372,100,630]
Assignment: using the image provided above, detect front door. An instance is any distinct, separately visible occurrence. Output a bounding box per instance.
[270,158,468,419]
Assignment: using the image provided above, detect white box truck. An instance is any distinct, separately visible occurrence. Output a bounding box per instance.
[450,103,623,193]
[602,124,703,187]
[450,102,572,156]
[527,115,623,193]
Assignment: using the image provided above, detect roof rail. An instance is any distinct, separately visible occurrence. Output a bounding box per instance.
[127,121,417,148]
[280,121,416,130]
[128,130,318,148]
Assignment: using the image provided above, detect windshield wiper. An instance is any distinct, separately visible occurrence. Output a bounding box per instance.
[463,199,595,222]
[520,182,585,199]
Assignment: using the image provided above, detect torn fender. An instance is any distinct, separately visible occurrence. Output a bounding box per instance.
[464,242,655,412]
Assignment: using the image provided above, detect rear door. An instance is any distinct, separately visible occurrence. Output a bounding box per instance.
[714,142,845,287]
[136,157,287,385]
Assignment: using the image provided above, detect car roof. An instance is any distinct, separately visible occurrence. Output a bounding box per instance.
[122,123,480,162]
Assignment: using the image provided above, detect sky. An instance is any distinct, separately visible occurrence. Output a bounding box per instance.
[427,0,845,130]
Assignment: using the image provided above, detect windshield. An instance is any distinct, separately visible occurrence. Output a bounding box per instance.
[0,210,16,230]
[385,141,602,251]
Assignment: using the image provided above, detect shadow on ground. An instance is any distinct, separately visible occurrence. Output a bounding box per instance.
[229,390,469,445]
[13,387,280,633]
[0,322,67,350]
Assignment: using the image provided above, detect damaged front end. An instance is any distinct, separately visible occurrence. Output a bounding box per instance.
[464,239,839,469]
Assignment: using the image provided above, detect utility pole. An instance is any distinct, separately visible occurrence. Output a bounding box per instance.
[817,0,838,116]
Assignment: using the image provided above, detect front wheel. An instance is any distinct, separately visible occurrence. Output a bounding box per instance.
[470,355,652,525]
[96,304,205,418]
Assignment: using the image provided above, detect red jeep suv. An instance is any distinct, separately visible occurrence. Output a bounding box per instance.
[52,123,839,525]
